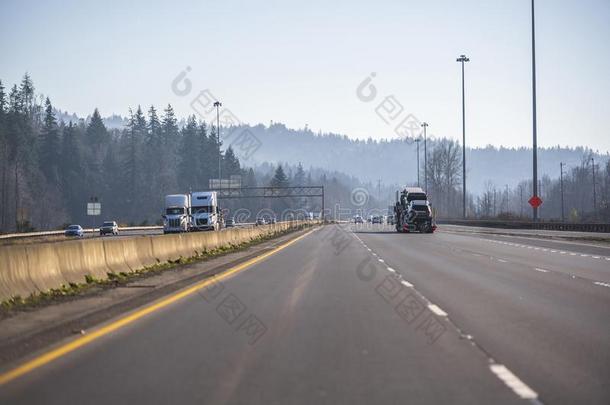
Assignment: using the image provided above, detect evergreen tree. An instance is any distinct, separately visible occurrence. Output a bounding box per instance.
[147,105,162,146]
[159,104,179,194]
[223,146,241,177]
[59,122,84,221]
[270,164,289,188]
[294,162,306,186]
[39,97,60,183]
[177,115,200,190]
[86,108,108,146]
[161,104,179,146]
[122,107,145,221]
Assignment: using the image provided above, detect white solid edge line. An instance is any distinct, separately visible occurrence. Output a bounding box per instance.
[534,268,549,273]
[489,364,538,400]
[401,280,413,287]
[593,281,610,288]
[427,304,448,317]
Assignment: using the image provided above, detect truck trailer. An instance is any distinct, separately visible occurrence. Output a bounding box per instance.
[394,187,436,233]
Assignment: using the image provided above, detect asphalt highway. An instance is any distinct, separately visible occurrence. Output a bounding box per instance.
[1,224,608,404]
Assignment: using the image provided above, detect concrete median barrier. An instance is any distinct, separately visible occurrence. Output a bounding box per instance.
[0,245,34,300]
[0,220,313,302]
[103,238,131,274]
[80,239,109,280]
[25,243,65,294]
[55,241,86,284]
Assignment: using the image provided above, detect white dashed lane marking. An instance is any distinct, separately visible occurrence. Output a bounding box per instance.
[534,268,549,273]
[485,239,609,262]
[593,281,610,288]
[490,364,538,400]
[427,304,448,317]
[400,280,413,287]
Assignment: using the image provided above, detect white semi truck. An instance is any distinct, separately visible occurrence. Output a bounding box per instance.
[163,194,191,233]
[190,191,222,231]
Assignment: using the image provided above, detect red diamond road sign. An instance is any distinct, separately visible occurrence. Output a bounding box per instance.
[528,195,543,208]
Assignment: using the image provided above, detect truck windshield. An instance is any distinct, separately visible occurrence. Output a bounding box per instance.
[407,193,427,201]
[166,207,185,215]
[192,206,211,214]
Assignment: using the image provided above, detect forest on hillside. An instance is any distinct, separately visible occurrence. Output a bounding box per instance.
[0,75,379,232]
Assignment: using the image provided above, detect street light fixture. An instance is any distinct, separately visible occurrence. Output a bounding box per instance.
[456,54,469,219]
[414,138,421,187]
[213,101,222,185]
[421,122,428,192]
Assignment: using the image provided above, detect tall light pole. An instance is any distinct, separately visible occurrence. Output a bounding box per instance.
[531,0,539,221]
[560,162,565,222]
[414,138,421,187]
[421,122,428,192]
[213,101,222,187]
[591,157,597,219]
[456,54,469,219]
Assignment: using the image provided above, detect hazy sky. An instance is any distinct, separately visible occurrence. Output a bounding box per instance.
[1,0,609,151]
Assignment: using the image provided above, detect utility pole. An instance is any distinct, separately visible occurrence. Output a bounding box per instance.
[591,157,597,219]
[421,122,428,192]
[414,138,421,187]
[213,100,222,188]
[560,162,565,222]
[457,54,470,219]
[505,184,509,213]
[531,0,539,221]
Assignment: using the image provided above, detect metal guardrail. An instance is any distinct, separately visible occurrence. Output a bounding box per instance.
[0,220,314,240]
[0,226,164,240]
[437,219,610,233]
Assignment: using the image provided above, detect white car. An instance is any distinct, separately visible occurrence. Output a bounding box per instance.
[100,221,119,236]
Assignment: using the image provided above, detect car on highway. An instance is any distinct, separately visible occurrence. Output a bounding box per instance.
[256,217,267,226]
[387,214,395,225]
[372,216,383,224]
[65,224,84,237]
[354,215,364,223]
[225,218,235,227]
[99,221,119,236]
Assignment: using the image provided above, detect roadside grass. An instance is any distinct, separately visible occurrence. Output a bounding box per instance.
[1,224,312,313]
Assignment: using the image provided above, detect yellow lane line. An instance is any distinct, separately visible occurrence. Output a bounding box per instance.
[0,228,316,386]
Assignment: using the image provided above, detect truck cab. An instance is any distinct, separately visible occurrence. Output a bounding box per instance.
[163,194,190,233]
[190,191,221,231]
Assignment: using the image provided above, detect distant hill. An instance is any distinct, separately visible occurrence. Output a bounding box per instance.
[52,110,607,195]
[226,123,607,195]
[54,109,129,129]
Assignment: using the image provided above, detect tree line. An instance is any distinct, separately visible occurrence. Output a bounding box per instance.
[0,74,381,232]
